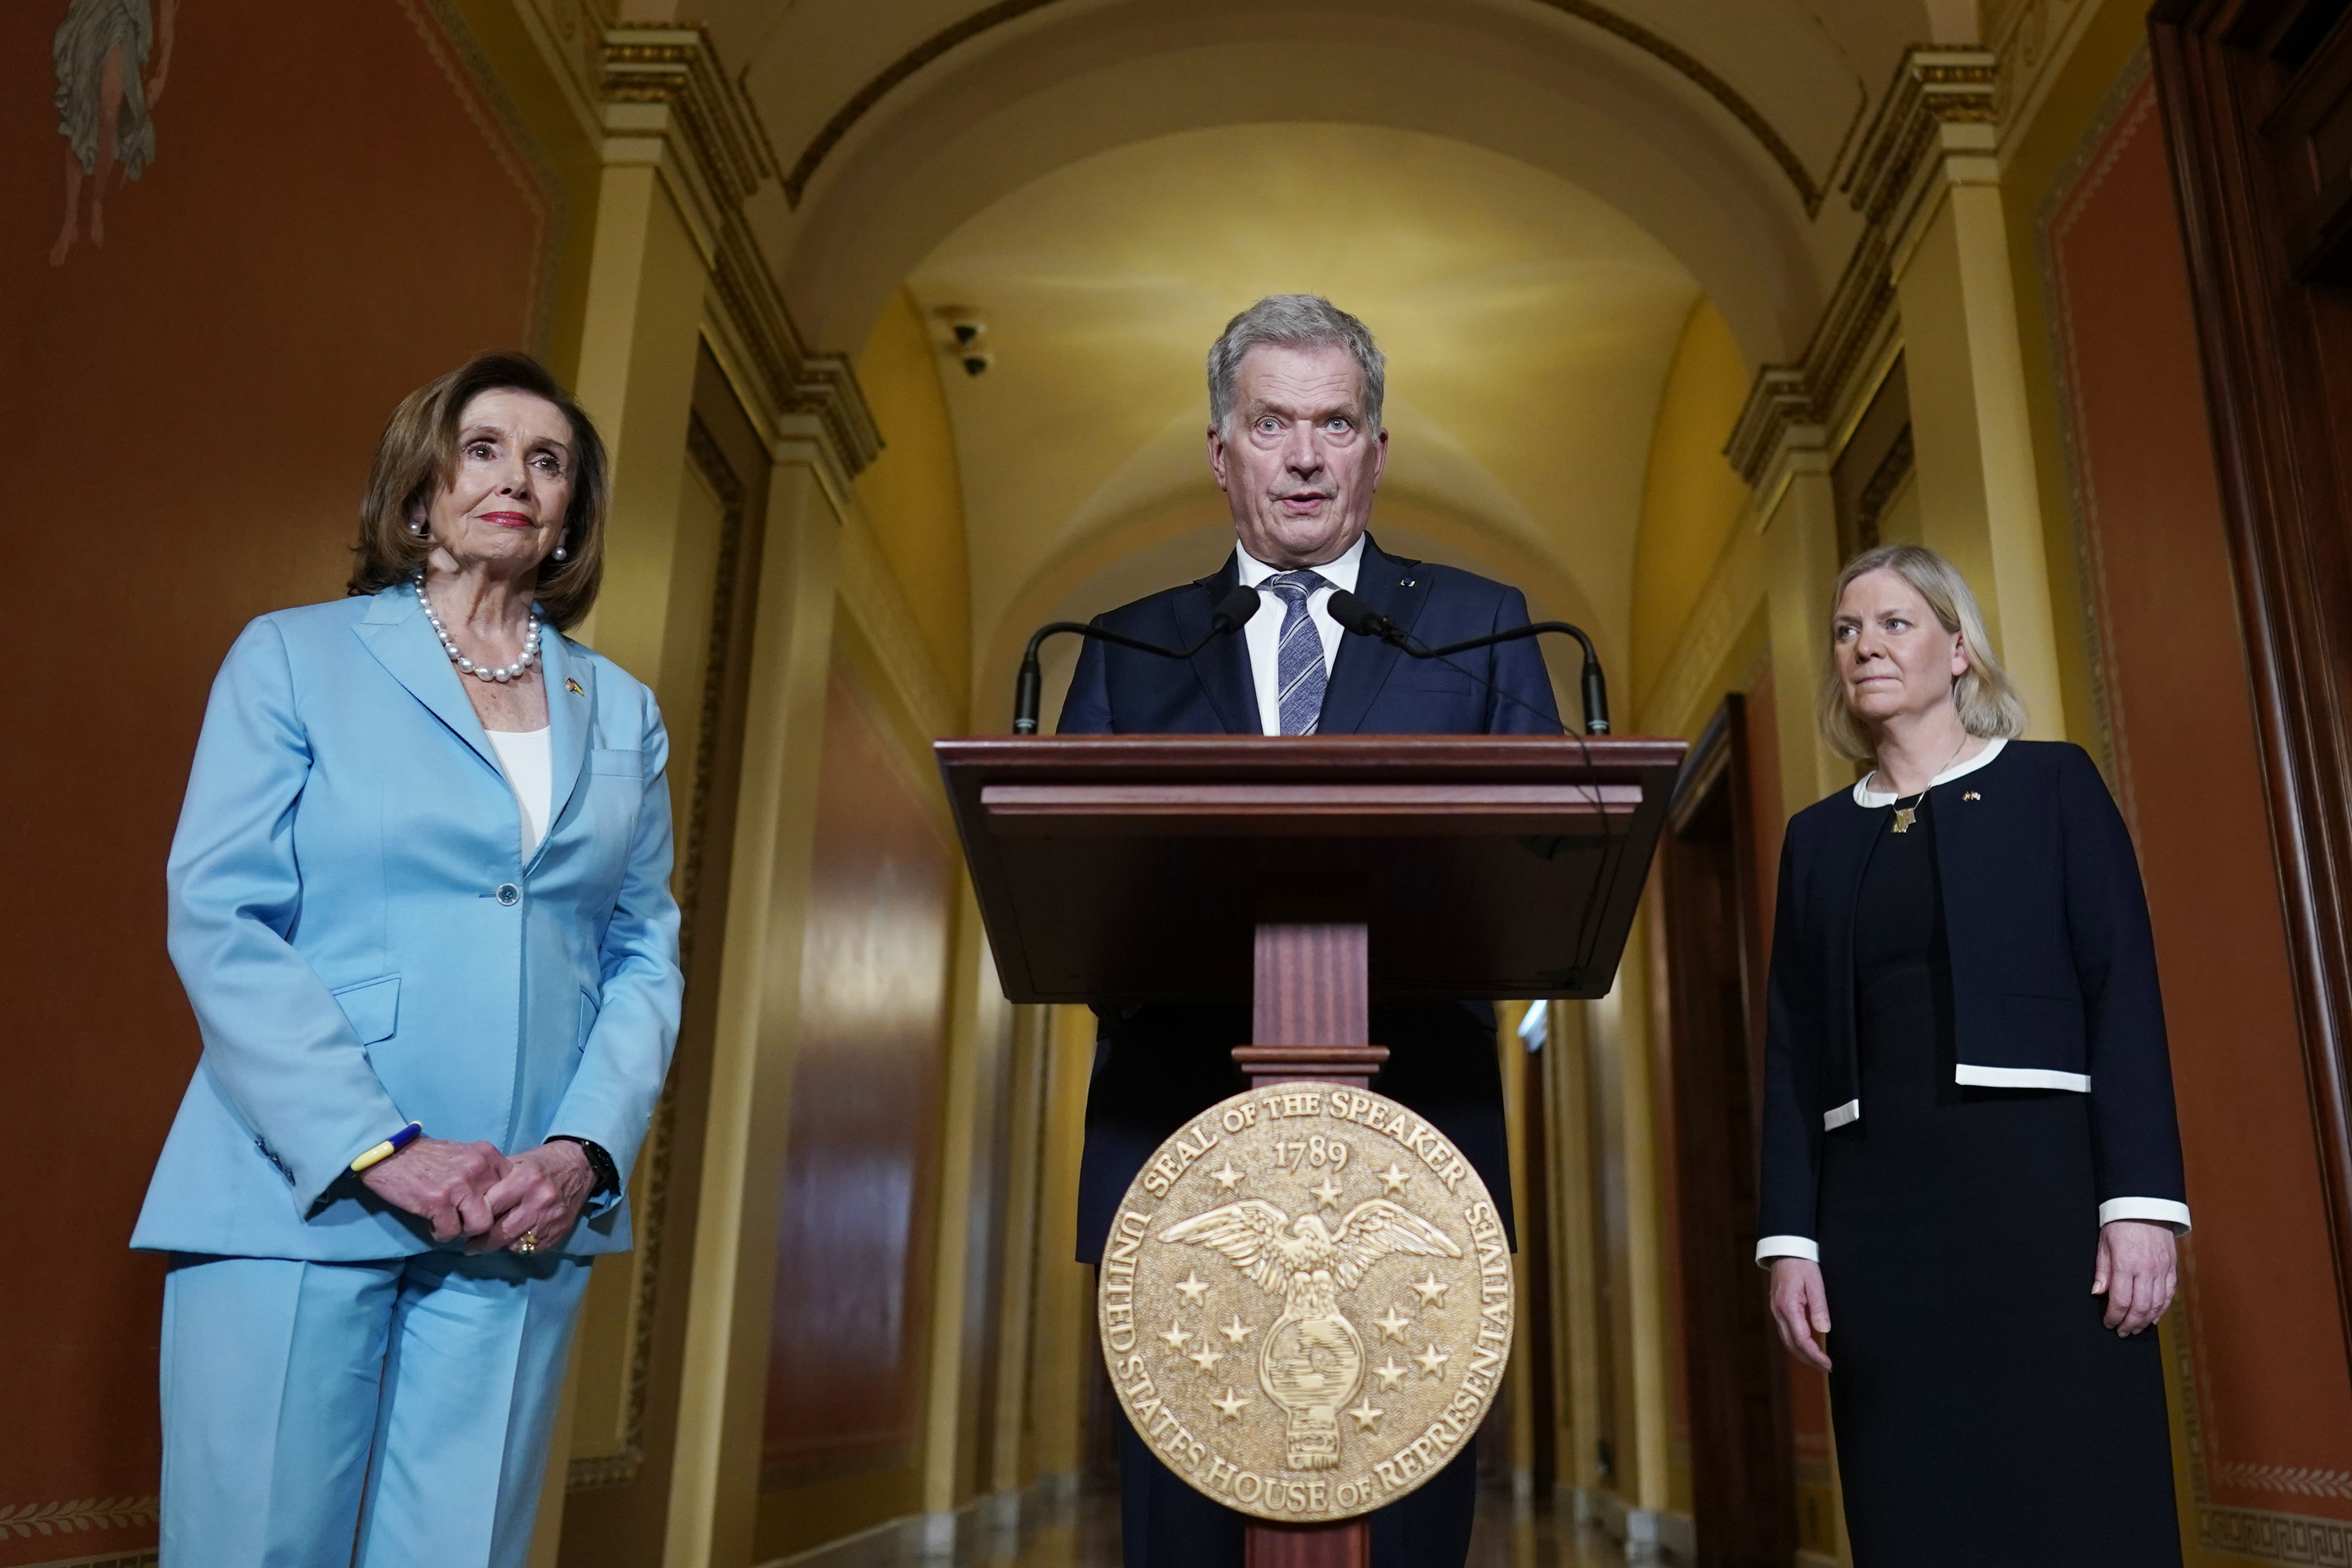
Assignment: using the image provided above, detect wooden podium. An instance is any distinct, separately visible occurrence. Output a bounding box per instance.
[935,735,1684,1565]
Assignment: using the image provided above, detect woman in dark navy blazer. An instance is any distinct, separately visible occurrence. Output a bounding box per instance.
[1757,545,2189,1565]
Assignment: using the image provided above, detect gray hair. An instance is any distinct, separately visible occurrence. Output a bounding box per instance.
[1206,294,1386,436]
[1818,544,2029,762]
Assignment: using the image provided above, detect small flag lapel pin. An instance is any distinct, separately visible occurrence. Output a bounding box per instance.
[1963,791,1982,801]
[566,677,586,696]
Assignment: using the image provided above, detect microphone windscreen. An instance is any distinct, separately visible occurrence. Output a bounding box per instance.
[1325,589,1388,638]
[1209,583,1261,634]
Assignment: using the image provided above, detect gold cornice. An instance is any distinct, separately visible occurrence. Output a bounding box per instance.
[778,0,1846,214]
[1843,45,1999,230]
[597,26,881,478]
[1725,233,1896,486]
[1726,45,1996,489]
[603,24,778,202]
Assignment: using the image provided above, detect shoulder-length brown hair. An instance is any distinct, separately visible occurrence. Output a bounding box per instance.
[347,352,608,630]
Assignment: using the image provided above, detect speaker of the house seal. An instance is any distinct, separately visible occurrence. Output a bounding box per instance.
[1096,1081,1514,1523]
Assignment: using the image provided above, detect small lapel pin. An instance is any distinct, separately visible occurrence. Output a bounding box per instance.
[1963,791,1981,801]
[1401,578,1416,587]
[566,677,585,696]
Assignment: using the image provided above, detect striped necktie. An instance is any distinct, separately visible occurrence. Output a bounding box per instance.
[1266,569,1331,735]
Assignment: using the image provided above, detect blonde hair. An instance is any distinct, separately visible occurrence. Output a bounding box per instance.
[1817,544,2028,763]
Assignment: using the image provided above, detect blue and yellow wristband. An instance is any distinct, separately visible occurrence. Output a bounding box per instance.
[350,1121,424,1174]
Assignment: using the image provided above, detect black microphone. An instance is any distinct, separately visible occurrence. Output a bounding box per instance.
[1326,588,1612,735]
[1012,584,1260,734]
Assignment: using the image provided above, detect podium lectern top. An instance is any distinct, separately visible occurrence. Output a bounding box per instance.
[937,735,1685,1004]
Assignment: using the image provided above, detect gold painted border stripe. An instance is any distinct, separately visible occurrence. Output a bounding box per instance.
[781,0,1832,213]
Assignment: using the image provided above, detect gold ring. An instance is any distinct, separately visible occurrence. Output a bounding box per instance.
[515,1231,539,1254]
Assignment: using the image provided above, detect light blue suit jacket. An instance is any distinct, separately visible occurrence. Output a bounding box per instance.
[131,584,684,1260]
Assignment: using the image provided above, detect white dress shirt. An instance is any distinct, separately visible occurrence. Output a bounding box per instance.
[484,725,554,860]
[1755,734,2190,1265]
[1235,535,1366,736]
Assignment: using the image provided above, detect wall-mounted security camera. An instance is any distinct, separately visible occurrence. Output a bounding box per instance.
[960,352,992,377]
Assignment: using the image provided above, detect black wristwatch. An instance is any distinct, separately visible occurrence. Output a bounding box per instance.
[546,1135,620,1198]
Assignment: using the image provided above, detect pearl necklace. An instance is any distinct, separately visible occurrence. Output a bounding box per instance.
[415,574,541,683]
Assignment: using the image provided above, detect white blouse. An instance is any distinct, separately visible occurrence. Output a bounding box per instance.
[484,727,554,860]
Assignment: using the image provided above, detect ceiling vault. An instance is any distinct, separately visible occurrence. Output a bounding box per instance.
[778,0,1855,214]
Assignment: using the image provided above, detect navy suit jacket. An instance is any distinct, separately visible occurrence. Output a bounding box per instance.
[1059,536,1560,1262]
[1756,739,2190,1248]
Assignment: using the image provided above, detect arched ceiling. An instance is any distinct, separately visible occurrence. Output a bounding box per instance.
[659,0,1986,722]
[900,123,1698,707]
[693,0,1962,360]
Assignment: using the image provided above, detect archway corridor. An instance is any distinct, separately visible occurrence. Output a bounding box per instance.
[12,2,2352,1567]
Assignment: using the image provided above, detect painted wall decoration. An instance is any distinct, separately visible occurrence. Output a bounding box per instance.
[2044,55,2352,1562]
[49,0,182,266]
[1,2,554,1561]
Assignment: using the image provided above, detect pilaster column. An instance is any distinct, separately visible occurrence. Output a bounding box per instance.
[1859,48,2066,736]
[664,444,845,1568]
[1754,422,1853,808]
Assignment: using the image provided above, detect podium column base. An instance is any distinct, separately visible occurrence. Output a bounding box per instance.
[1237,919,1383,1566]
[1246,1517,1370,1568]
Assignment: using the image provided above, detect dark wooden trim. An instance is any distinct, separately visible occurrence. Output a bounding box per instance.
[1656,694,1796,1567]
[2151,0,2352,1360]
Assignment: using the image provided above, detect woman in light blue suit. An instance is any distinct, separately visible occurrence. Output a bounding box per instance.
[133,352,683,1567]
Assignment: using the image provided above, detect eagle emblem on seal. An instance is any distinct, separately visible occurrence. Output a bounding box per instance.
[1160,1199,1460,1470]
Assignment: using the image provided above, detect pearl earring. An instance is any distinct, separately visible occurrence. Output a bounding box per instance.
[553,542,569,561]
[408,519,428,538]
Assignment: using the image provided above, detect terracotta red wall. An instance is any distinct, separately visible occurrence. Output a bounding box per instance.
[2046,67,2352,1541]
[0,2,547,1559]
[760,662,953,1543]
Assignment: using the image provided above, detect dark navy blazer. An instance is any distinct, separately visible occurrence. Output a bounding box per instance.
[1059,536,1560,1262]
[1756,739,2190,1246]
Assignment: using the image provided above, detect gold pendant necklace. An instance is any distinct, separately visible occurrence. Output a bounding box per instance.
[1877,733,1970,835]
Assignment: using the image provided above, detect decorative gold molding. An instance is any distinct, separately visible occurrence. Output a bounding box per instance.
[836,511,966,742]
[569,414,752,1491]
[1843,47,2000,230]
[604,25,777,204]
[1727,46,1996,490]
[1986,0,2098,154]
[1637,514,1767,735]
[0,1498,158,1542]
[2170,1252,2352,1564]
[779,0,1846,215]
[1725,236,1896,486]
[598,27,882,478]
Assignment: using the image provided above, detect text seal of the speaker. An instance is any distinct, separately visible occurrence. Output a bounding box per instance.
[1096,1083,1514,1523]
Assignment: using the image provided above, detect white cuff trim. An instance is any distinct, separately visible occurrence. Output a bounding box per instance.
[2100,1197,2192,1234]
[1756,1235,1819,1266]
[1822,1098,1860,1130]
[1955,1064,2091,1092]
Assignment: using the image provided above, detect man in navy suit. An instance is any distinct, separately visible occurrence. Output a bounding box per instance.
[1059,295,1560,1568]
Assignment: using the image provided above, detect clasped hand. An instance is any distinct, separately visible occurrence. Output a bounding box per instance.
[357,1136,595,1254]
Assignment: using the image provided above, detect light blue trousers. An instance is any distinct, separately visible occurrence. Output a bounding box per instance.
[160,1250,591,1568]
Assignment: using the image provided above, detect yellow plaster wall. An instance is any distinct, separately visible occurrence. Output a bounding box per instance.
[855,289,975,714]
[1628,300,1755,717]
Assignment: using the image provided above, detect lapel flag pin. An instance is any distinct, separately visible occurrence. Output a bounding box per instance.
[1963,791,1982,801]
[566,677,586,696]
